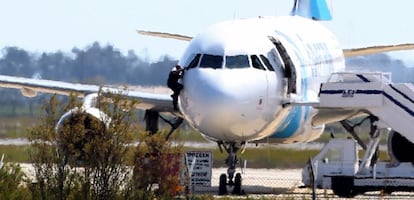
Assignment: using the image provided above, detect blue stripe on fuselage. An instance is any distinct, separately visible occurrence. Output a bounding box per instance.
[271,106,303,138]
[271,88,311,139]
[270,32,311,139]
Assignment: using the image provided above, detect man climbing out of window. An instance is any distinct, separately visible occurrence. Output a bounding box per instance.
[167,64,184,111]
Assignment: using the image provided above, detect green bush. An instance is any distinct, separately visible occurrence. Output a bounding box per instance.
[28,92,185,200]
[28,93,139,199]
[0,162,31,200]
[125,131,184,199]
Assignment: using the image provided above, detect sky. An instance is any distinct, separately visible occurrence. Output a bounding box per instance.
[1,0,414,64]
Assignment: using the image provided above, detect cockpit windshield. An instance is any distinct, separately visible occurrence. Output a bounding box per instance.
[186,53,275,71]
[225,55,249,69]
[199,54,223,69]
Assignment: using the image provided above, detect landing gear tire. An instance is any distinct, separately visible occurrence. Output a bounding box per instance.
[217,142,245,195]
[331,176,356,198]
[219,173,227,195]
[233,173,243,195]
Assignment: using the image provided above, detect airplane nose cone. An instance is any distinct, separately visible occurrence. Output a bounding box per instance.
[179,68,274,141]
[180,69,234,127]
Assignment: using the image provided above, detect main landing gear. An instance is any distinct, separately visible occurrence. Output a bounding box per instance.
[217,141,245,195]
[144,109,183,139]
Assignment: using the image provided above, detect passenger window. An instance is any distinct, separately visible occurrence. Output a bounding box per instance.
[187,54,201,69]
[225,55,249,69]
[260,55,275,71]
[199,54,223,69]
[250,55,266,70]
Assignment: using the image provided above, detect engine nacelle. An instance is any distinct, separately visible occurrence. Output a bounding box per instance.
[56,107,111,133]
[55,107,111,165]
[387,131,414,163]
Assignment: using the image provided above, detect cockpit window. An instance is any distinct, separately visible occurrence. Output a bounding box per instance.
[250,55,266,70]
[199,54,223,69]
[260,55,275,71]
[187,53,201,69]
[225,55,249,69]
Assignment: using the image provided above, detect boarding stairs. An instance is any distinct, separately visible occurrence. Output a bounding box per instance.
[318,72,414,143]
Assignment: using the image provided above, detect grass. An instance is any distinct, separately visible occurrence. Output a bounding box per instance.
[0,145,31,163]
[0,143,389,169]
[173,129,208,142]
[214,147,320,168]
[0,116,40,139]
[0,144,318,168]
[0,103,45,117]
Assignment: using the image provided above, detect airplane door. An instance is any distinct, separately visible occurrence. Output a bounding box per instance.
[268,36,297,94]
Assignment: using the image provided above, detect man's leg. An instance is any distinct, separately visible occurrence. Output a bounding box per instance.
[177,83,183,93]
[172,84,183,110]
[172,92,178,110]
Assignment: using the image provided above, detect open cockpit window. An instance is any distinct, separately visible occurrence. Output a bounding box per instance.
[225,55,249,69]
[187,53,201,69]
[199,54,223,69]
[259,55,275,71]
[250,55,266,70]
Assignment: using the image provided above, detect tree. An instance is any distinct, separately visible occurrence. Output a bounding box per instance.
[0,46,34,76]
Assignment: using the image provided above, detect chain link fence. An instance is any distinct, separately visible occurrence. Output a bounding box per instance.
[21,163,414,199]
[191,168,302,194]
[190,168,414,199]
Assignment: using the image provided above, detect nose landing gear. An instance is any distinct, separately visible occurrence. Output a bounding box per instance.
[217,141,245,195]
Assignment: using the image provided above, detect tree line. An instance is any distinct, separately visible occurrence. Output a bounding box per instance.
[0,42,178,116]
[0,42,177,86]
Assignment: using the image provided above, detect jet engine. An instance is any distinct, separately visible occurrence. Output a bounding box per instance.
[55,106,111,165]
[387,131,414,163]
[56,107,110,134]
[55,93,111,133]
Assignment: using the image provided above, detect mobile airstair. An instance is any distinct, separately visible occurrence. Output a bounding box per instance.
[318,72,414,143]
[302,72,414,197]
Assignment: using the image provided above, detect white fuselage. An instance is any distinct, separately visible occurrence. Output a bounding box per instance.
[178,16,345,143]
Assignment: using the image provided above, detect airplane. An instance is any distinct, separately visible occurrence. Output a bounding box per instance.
[1,0,414,195]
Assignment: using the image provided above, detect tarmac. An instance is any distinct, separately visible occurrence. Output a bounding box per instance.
[18,164,414,199]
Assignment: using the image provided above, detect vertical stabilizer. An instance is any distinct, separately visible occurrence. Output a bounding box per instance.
[291,0,332,20]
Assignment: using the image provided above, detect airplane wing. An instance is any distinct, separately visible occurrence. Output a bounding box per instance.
[137,30,192,41]
[0,74,176,113]
[343,43,414,57]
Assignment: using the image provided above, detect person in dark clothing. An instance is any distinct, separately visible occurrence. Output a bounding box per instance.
[167,65,184,110]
